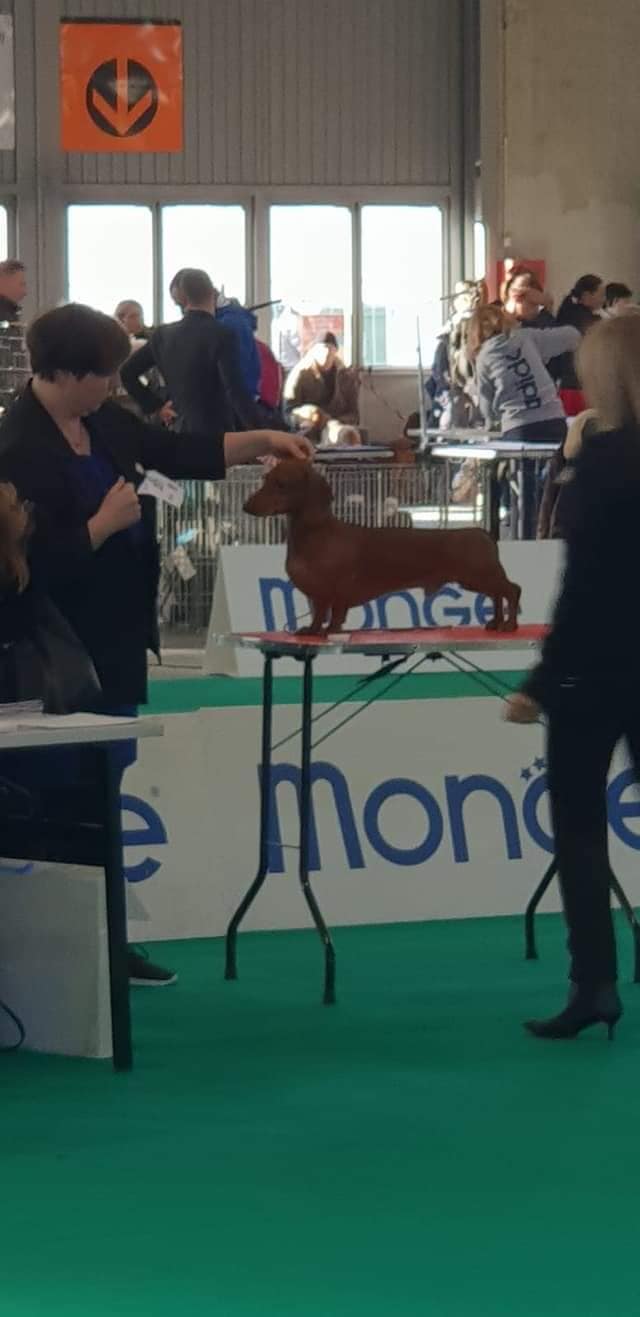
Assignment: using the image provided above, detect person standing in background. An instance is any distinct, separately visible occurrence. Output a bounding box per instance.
[114,300,151,341]
[0,260,26,325]
[469,305,580,537]
[503,269,556,329]
[554,274,605,415]
[602,283,635,317]
[121,269,263,434]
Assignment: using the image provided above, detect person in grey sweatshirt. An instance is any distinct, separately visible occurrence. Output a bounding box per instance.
[470,306,581,437]
[468,306,581,535]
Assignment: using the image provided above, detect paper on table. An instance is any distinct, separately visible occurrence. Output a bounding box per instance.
[15,713,139,730]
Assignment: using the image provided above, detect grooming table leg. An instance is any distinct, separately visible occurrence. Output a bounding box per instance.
[525,859,558,960]
[610,875,640,984]
[101,748,133,1073]
[298,654,336,1005]
[225,655,274,981]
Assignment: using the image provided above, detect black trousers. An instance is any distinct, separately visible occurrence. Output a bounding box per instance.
[546,681,640,985]
[507,419,567,539]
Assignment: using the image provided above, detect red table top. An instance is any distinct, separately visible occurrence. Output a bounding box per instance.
[227,624,548,654]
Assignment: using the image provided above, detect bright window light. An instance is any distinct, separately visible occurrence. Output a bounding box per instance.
[0,205,7,261]
[162,205,246,322]
[66,205,154,322]
[361,206,443,368]
[474,220,487,280]
[270,205,352,367]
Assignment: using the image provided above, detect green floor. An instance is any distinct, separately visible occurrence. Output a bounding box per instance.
[2,914,639,1317]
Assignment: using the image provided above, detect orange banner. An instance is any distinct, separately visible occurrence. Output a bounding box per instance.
[60,22,183,153]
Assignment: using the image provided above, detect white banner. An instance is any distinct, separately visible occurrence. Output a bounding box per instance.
[119,699,640,943]
[0,16,15,152]
[205,541,563,676]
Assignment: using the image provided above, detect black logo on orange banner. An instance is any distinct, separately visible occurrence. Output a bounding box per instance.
[86,56,158,138]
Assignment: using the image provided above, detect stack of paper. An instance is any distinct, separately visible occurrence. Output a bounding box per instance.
[0,700,44,731]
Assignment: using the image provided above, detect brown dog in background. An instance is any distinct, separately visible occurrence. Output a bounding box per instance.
[244,461,521,634]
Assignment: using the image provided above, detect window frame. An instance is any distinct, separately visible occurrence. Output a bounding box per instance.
[267,199,356,365]
[359,201,446,372]
[65,200,156,323]
[61,186,451,372]
[159,201,250,323]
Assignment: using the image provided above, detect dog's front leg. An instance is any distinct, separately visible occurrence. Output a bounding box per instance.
[296,598,330,636]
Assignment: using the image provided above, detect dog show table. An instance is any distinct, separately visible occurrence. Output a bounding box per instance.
[0,715,163,1070]
[222,627,551,1004]
[429,439,562,540]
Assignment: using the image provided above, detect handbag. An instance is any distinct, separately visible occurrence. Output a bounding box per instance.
[0,593,102,714]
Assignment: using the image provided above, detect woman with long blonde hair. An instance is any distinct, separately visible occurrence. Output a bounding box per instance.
[468,305,580,535]
[507,314,640,1039]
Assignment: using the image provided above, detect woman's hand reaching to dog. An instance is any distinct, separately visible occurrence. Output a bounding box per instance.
[224,430,314,468]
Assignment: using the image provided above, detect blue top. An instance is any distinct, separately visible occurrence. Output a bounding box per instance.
[68,442,144,546]
[216,302,261,398]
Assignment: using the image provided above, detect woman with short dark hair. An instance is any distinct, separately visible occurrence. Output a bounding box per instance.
[0,303,311,985]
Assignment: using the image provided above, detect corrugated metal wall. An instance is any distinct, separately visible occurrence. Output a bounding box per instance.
[0,0,478,324]
[57,0,456,189]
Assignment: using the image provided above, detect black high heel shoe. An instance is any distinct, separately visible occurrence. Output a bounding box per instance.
[525,983,622,1041]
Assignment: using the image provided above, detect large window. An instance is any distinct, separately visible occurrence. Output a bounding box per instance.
[270,205,352,367]
[161,205,246,322]
[0,205,7,261]
[361,205,443,368]
[66,204,154,322]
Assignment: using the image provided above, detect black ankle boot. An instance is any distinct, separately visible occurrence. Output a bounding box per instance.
[525,983,622,1041]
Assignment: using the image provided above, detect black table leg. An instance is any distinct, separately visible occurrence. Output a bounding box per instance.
[610,875,640,984]
[225,654,274,981]
[488,460,501,543]
[524,859,558,960]
[298,654,336,1005]
[100,747,133,1073]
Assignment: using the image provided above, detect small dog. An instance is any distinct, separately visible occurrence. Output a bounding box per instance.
[244,461,521,634]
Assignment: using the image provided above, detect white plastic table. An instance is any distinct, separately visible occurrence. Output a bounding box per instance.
[0,716,163,1070]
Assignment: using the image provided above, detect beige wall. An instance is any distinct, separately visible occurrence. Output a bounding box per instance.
[496,0,640,302]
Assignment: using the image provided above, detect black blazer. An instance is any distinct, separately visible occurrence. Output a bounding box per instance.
[0,385,226,706]
[525,427,640,706]
[121,309,261,434]
[553,303,601,389]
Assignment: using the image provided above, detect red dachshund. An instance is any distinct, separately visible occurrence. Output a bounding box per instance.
[244,461,521,634]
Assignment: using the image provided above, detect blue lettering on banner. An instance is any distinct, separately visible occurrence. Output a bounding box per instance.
[121,794,168,883]
[259,577,493,632]
[265,762,638,873]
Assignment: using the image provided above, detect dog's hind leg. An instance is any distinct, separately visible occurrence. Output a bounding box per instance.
[457,566,521,632]
[328,604,348,633]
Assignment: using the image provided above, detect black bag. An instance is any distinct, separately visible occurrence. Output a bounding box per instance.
[0,594,102,714]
